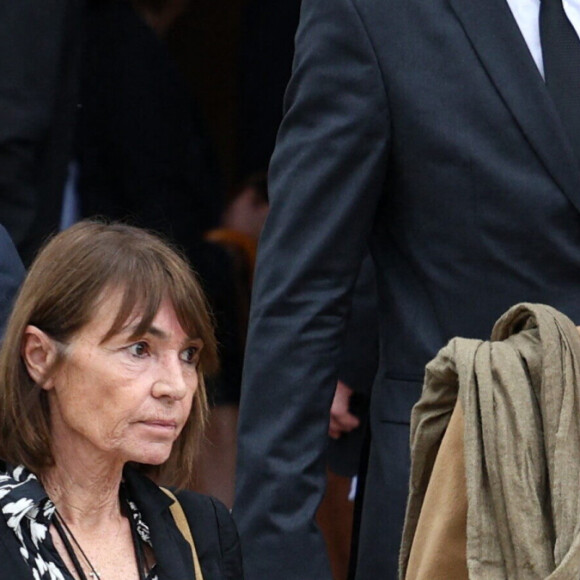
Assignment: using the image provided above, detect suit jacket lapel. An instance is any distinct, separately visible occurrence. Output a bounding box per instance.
[448,0,580,210]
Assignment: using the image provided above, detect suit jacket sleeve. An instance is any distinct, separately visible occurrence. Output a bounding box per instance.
[0,1,73,251]
[338,252,378,396]
[0,225,25,337]
[233,0,390,578]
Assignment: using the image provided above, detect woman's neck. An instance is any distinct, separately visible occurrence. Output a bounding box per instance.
[41,459,124,527]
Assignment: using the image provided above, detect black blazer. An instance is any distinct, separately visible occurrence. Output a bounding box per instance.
[0,468,243,580]
[234,0,580,578]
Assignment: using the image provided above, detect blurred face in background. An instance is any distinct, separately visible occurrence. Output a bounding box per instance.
[223,185,270,239]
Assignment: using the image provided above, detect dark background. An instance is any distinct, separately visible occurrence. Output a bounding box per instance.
[167,0,301,194]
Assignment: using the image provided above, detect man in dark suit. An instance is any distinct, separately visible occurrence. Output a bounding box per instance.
[233,0,580,578]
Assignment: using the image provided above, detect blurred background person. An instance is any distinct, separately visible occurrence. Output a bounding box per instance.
[76,0,224,247]
[0,0,84,266]
[206,172,269,330]
[199,171,269,507]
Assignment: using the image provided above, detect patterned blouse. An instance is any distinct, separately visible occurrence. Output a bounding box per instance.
[0,464,159,580]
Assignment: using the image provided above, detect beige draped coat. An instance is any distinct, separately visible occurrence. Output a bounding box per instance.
[400,304,580,580]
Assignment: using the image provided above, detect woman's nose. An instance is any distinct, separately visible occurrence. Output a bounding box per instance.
[152,353,195,400]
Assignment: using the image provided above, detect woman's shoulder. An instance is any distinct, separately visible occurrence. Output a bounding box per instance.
[174,490,244,580]
[123,468,243,578]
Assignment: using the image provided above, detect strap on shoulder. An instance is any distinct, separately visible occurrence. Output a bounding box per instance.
[161,487,204,580]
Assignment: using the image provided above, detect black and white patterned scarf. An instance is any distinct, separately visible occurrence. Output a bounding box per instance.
[0,464,159,580]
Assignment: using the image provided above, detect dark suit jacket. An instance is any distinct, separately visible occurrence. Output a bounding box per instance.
[0,226,24,337]
[0,0,83,266]
[0,467,243,580]
[233,0,580,579]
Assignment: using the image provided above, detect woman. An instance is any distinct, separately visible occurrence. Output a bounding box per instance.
[0,221,243,580]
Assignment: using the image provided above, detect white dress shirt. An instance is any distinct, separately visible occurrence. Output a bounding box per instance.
[506,0,580,77]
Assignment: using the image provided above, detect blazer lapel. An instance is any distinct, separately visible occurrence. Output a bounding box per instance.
[147,506,199,580]
[448,0,580,211]
[123,469,197,580]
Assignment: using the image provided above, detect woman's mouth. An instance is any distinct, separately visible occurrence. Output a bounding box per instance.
[138,420,178,432]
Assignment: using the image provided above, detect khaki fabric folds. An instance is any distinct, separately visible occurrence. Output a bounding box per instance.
[400,303,580,580]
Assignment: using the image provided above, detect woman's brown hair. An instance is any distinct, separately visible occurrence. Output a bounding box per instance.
[0,220,217,487]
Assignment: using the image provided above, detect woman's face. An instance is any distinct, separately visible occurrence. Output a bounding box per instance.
[44,292,202,469]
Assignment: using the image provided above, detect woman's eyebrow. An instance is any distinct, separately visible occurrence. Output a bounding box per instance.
[127,324,202,342]
[119,323,167,340]
[145,325,167,339]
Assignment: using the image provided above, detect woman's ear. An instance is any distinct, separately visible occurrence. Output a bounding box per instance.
[21,325,60,390]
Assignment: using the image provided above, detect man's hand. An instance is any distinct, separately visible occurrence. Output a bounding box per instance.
[329,380,361,439]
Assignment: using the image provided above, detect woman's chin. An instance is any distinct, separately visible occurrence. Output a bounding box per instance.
[129,443,174,466]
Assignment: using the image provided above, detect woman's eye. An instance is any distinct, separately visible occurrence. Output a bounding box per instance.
[128,342,149,357]
[180,346,198,364]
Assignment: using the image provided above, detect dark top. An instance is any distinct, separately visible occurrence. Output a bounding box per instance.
[0,463,159,580]
[0,463,243,580]
[77,0,222,247]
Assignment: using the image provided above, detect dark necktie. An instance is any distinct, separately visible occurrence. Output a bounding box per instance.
[540,0,580,164]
